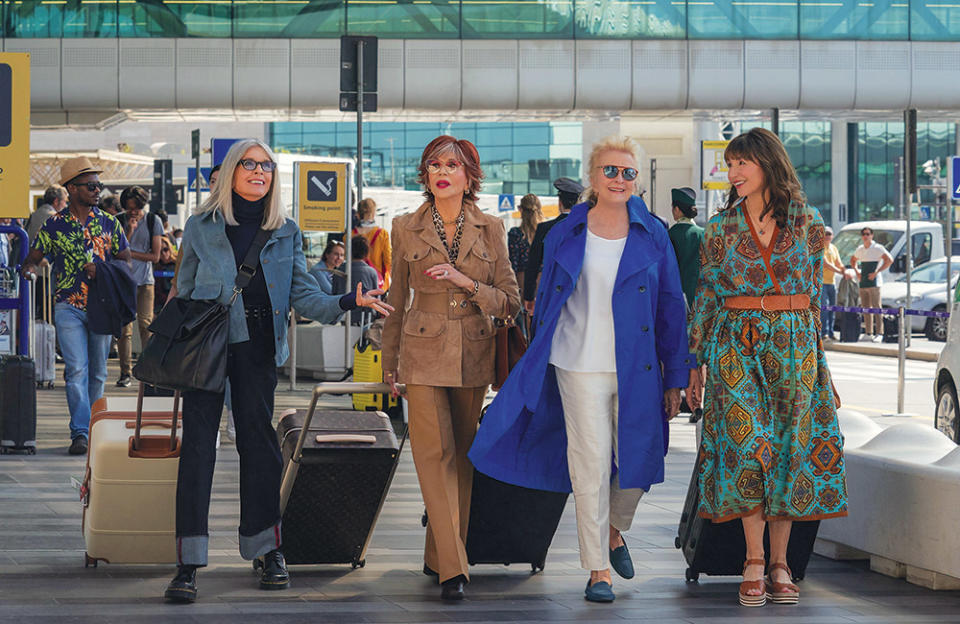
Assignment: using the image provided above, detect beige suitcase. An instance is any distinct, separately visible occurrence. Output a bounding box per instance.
[81,387,181,567]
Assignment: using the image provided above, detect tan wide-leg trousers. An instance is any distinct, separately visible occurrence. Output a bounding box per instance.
[406,384,487,584]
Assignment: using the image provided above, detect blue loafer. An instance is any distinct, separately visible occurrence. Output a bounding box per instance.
[610,542,635,579]
[584,580,615,603]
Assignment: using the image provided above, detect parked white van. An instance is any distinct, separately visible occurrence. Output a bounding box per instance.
[832,221,945,280]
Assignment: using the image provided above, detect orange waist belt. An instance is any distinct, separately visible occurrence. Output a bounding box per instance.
[723,294,810,311]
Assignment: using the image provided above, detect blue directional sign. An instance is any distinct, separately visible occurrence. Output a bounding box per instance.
[498,194,515,213]
[952,156,960,202]
[187,167,211,192]
[211,138,242,167]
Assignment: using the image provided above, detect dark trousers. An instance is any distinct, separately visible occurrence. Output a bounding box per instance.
[175,314,281,566]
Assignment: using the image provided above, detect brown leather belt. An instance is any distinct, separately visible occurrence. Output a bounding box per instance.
[724,294,810,311]
[412,291,478,319]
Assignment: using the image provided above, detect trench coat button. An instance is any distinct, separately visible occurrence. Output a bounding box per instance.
[539,320,544,326]
[480,329,485,335]
[638,286,646,293]
[419,327,425,333]
[460,301,467,308]
[413,254,418,259]
[642,326,649,332]
[645,364,652,371]
[556,285,562,292]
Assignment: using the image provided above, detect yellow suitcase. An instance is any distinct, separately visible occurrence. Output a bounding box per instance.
[352,341,398,413]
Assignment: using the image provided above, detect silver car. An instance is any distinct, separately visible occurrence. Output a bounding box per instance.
[881,256,960,342]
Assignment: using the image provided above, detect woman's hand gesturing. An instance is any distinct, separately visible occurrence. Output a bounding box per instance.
[354,283,395,317]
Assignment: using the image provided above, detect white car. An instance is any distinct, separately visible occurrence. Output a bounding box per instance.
[880,256,960,342]
[934,285,960,442]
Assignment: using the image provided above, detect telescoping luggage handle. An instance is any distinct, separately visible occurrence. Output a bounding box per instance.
[279,381,405,513]
[133,382,181,453]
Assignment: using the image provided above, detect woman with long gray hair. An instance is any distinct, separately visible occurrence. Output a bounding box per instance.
[164,139,392,603]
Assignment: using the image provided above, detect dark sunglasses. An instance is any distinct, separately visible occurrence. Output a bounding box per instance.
[237,158,276,173]
[72,181,104,192]
[600,165,638,181]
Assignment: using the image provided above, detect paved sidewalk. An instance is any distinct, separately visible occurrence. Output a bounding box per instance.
[1,360,959,622]
[825,335,945,362]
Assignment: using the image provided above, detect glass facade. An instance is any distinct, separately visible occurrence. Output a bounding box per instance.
[270,121,582,196]
[3,0,957,39]
[856,122,957,221]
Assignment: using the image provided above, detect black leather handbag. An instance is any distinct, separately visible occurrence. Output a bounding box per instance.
[133,229,271,394]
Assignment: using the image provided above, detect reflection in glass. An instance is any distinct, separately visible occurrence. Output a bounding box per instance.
[348,0,458,37]
[463,0,572,37]
[234,0,344,37]
[800,0,908,39]
[119,0,232,37]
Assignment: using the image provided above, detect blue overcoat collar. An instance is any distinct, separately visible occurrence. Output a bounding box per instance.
[554,195,658,289]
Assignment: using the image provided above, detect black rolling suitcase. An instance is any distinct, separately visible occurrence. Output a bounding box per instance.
[277,382,405,568]
[839,311,861,342]
[676,459,819,582]
[882,314,900,343]
[463,471,568,572]
[0,355,38,454]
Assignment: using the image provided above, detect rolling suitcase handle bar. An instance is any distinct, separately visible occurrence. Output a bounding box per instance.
[279,381,405,513]
[134,382,181,452]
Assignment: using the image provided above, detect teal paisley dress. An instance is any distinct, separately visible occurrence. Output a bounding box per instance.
[689,201,848,522]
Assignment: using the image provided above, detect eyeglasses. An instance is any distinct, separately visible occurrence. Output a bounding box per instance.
[861,233,872,238]
[71,181,104,192]
[599,165,638,181]
[425,159,463,175]
[237,159,276,173]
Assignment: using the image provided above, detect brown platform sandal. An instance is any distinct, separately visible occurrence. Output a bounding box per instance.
[738,558,767,607]
[765,562,800,604]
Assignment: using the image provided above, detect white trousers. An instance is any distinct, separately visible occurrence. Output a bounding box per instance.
[555,367,646,571]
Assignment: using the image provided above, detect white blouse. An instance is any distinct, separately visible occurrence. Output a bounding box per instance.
[549,229,627,373]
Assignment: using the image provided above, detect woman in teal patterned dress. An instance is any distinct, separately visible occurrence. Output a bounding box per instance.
[687,128,847,607]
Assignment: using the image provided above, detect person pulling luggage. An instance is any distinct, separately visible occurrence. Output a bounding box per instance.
[164,139,392,604]
[686,128,847,607]
[381,135,521,601]
[469,136,697,603]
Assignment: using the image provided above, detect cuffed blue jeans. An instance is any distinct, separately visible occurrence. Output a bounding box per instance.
[821,283,837,338]
[54,303,111,441]
[175,313,281,566]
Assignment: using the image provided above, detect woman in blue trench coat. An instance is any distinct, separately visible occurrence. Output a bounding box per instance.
[469,136,697,603]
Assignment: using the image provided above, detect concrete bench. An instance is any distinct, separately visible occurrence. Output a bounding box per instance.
[815,408,960,590]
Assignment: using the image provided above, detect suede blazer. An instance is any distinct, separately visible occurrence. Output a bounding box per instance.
[382,201,521,387]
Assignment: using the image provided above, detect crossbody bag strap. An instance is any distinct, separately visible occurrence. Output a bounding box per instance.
[230,228,272,304]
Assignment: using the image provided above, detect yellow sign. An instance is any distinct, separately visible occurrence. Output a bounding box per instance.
[701,140,731,191]
[0,53,30,218]
[296,162,348,232]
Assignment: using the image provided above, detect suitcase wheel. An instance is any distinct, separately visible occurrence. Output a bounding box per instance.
[685,568,699,583]
[351,559,366,570]
[28,447,36,455]
[531,563,543,574]
[84,553,98,568]
[674,536,682,549]
[47,382,54,389]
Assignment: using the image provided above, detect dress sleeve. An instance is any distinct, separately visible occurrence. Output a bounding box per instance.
[807,208,826,335]
[507,227,522,275]
[689,219,720,366]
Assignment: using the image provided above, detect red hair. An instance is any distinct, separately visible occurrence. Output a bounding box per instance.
[417,135,484,203]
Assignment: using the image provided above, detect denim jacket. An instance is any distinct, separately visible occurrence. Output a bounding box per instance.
[176,210,346,366]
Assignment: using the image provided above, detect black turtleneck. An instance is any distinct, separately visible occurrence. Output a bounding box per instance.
[225,192,270,308]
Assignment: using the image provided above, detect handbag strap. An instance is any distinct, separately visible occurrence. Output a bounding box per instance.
[229,228,272,304]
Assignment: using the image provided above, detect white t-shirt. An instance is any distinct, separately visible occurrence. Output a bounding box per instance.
[853,243,890,286]
[549,229,627,372]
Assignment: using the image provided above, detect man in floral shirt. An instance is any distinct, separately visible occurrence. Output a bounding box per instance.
[21,158,130,455]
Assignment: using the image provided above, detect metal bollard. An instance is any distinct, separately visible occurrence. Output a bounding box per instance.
[897,306,906,414]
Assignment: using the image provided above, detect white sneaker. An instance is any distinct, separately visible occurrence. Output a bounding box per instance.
[859,335,872,342]
[872,335,883,343]
[226,411,236,442]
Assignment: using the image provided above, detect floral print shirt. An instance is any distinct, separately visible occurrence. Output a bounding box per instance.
[33,207,128,310]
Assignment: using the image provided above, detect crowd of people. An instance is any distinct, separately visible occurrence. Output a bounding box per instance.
[9,129,847,609]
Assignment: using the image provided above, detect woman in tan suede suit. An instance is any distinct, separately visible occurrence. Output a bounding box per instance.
[382,135,521,601]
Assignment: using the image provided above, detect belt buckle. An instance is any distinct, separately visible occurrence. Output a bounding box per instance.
[760,295,770,312]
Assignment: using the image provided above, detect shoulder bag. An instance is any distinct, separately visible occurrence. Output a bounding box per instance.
[133,229,271,394]
[493,313,528,391]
